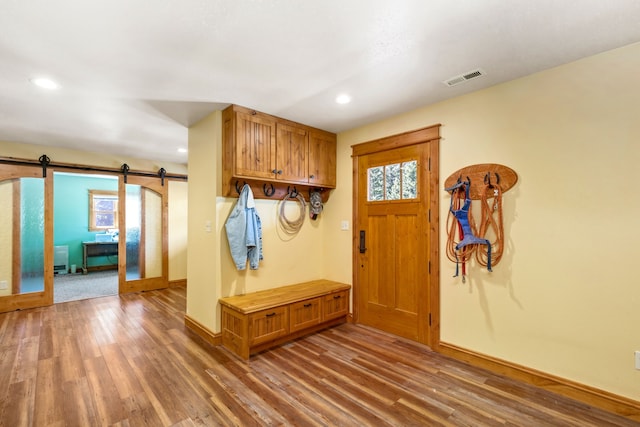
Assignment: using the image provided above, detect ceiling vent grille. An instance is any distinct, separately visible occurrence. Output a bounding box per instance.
[444,68,485,87]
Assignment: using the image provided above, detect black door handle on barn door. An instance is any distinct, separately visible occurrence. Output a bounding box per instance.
[359,230,367,253]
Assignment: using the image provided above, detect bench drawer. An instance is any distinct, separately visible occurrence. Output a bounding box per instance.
[290,297,322,333]
[324,291,349,321]
[249,306,288,346]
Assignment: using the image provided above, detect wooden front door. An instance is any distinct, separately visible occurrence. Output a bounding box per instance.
[353,126,440,347]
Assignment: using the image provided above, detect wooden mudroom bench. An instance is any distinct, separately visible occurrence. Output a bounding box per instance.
[219,279,350,359]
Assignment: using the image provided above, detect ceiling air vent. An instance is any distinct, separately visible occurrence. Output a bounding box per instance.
[444,68,485,87]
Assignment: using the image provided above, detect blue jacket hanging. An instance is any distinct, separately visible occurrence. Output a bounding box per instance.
[225,184,263,270]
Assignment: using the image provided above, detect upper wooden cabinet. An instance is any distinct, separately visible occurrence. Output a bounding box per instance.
[309,129,337,188]
[222,105,336,197]
[275,122,308,183]
[233,110,277,180]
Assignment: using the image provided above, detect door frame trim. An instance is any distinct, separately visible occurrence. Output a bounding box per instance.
[351,124,441,348]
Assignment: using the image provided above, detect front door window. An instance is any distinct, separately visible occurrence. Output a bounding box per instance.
[367,160,418,201]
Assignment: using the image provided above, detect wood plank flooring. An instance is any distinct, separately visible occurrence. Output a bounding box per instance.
[0,287,637,426]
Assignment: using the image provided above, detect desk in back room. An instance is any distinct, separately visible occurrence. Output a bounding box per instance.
[82,241,118,274]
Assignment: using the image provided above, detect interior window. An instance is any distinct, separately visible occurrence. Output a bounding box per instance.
[89,190,118,231]
[367,160,418,202]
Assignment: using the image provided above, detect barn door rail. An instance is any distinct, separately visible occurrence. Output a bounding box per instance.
[0,154,187,181]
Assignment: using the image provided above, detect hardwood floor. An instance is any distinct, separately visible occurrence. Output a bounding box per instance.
[0,287,637,427]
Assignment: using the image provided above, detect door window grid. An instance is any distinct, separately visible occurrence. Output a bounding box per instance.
[367,160,417,201]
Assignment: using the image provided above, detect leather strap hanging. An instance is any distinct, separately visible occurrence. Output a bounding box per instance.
[445,178,482,281]
[475,173,504,268]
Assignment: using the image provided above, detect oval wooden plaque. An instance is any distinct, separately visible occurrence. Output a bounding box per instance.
[444,163,518,200]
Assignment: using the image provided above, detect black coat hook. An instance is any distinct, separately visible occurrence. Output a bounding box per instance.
[484,172,493,187]
[235,180,247,195]
[263,183,275,197]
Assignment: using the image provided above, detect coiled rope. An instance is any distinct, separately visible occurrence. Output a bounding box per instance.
[278,191,306,234]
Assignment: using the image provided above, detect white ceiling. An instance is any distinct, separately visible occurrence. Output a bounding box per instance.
[2,1,640,165]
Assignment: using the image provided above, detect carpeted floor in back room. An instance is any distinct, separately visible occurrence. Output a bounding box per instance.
[54,270,118,303]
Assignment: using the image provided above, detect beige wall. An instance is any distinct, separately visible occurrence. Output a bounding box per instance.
[0,140,189,284]
[218,198,326,297]
[334,42,640,401]
[168,180,188,281]
[186,112,222,329]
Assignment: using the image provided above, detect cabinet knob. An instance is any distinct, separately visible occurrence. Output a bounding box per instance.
[309,174,315,179]
[277,170,283,175]
[272,169,278,174]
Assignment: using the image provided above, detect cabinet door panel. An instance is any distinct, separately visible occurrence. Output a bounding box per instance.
[309,130,337,188]
[249,306,288,345]
[221,307,250,358]
[290,298,322,333]
[276,123,308,182]
[323,291,349,321]
[235,112,277,179]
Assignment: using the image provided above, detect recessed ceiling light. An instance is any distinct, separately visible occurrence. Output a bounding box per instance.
[335,94,351,104]
[177,148,188,153]
[30,77,60,90]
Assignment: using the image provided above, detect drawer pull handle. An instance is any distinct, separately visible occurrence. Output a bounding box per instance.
[333,295,342,299]
[303,303,312,308]
[265,312,276,318]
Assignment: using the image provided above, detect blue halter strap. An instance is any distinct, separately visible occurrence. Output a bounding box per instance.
[446,179,492,273]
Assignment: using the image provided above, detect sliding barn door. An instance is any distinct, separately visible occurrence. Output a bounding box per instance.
[0,165,53,313]
[118,176,168,293]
